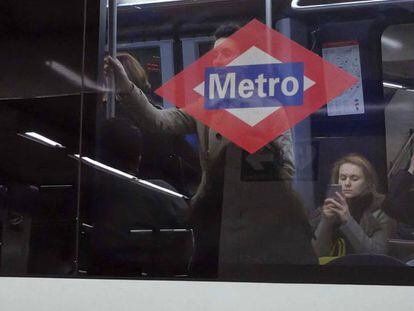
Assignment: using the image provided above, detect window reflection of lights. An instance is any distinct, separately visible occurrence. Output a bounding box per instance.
[40,185,73,189]
[291,0,413,10]
[381,36,403,49]
[117,0,183,6]
[19,132,65,148]
[73,155,188,199]
[383,82,405,89]
[383,82,414,92]
[45,61,109,92]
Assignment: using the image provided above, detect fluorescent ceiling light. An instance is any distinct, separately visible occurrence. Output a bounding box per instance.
[138,179,188,199]
[117,0,183,6]
[383,82,414,92]
[73,155,188,199]
[381,36,403,49]
[383,82,404,89]
[20,132,65,148]
[291,0,413,11]
[74,154,136,179]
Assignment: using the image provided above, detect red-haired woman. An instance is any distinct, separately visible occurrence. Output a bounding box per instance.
[312,154,395,257]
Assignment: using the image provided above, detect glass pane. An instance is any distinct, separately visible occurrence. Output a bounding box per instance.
[0,0,103,277]
[76,0,414,285]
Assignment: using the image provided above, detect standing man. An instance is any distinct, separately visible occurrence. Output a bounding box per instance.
[105,24,314,278]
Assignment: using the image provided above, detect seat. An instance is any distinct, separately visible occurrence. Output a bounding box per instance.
[327,254,407,266]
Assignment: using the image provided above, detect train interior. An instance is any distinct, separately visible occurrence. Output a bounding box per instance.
[0,0,414,282]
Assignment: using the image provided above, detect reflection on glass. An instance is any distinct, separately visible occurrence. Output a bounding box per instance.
[383,23,414,263]
[19,132,65,149]
[2,0,414,285]
[127,48,163,104]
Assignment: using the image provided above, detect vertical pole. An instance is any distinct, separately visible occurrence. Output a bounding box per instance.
[107,0,117,118]
[276,18,315,211]
[265,0,272,28]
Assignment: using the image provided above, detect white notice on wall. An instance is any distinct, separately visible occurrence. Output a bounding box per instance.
[322,42,365,116]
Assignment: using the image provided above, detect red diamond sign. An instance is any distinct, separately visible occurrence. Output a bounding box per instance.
[156,19,358,154]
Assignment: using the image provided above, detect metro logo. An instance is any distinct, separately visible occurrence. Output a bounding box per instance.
[205,63,304,110]
[156,19,358,153]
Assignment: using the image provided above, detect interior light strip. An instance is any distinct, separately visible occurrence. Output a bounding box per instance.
[74,154,136,179]
[383,82,405,89]
[117,0,183,6]
[20,132,65,148]
[73,155,188,199]
[291,0,414,11]
[381,36,403,49]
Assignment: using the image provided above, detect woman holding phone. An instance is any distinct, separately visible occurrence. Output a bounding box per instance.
[312,154,395,257]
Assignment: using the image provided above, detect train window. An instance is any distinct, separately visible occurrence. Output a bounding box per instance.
[80,0,414,284]
[3,0,414,286]
[0,1,102,277]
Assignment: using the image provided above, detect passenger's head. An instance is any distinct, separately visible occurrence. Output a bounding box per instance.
[212,23,241,67]
[330,153,378,199]
[99,118,143,175]
[117,52,151,93]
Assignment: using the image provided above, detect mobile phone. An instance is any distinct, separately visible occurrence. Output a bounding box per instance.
[326,184,343,200]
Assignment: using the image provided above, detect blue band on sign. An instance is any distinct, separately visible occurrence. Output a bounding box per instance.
[204,62,304,110]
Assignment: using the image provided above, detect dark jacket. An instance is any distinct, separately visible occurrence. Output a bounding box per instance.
[386,170,414,226]
[311,193,396,256]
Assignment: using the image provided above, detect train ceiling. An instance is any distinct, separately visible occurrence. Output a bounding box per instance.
[116,0,292,39]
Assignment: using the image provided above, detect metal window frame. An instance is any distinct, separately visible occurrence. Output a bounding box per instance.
[181,36,214,69]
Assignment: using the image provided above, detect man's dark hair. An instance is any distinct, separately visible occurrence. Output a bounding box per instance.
[214,23,241,40]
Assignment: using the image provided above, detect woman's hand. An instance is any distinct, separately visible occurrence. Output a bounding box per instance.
[104,55,133,94]
[321,199,339,224]
[329,192,351,225]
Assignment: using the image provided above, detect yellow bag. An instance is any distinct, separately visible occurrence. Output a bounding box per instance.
[319,238,346,265]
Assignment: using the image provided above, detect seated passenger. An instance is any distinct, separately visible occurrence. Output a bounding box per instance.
[385,154,414,226]
[90,119,191,276]
[311,153,395,257]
